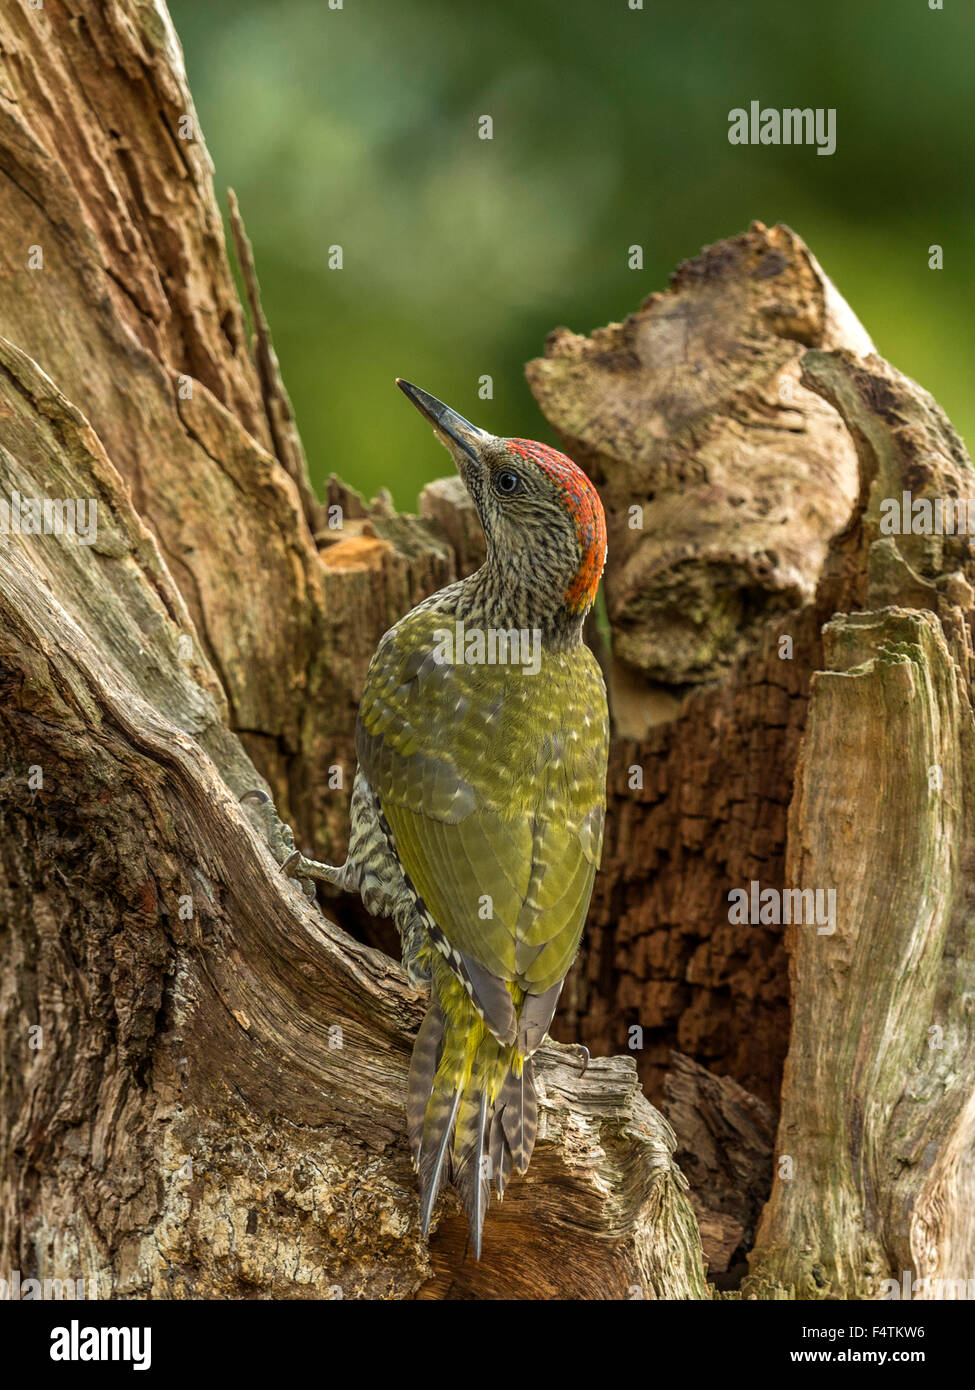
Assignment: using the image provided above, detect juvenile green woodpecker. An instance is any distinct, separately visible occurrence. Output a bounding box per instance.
[286,381,609,1257]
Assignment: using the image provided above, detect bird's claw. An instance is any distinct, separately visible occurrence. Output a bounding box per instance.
[279,847,343,891]
[239,786,294,857]
[571,1043,590,1077]
[239,788,314,892]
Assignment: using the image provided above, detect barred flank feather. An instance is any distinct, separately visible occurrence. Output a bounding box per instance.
[409,962,539,1258]
[406,997,444,1157]
[497,1060,537,1176]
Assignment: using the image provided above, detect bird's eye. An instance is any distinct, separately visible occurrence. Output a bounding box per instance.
[494,470,523,496]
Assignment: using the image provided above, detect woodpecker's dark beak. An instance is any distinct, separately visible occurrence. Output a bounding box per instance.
[396,379,492,468]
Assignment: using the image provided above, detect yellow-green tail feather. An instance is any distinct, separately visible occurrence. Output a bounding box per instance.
[407,959,538,1258]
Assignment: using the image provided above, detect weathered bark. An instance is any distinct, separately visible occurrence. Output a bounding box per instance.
[662,1052,774,1282]
[744,351,975,1299]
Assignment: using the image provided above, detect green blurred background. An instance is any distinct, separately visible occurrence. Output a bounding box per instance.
[170,0,974,509]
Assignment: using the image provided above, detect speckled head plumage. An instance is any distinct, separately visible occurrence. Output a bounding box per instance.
[396,379,607,629]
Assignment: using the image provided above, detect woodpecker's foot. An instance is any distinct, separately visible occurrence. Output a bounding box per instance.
[281,849,344,889]
[239,788,318,898]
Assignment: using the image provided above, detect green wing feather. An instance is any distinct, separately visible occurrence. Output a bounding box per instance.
[356,607,608,1006]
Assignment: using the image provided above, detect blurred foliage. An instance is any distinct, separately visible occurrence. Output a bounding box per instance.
[170,0,975,508]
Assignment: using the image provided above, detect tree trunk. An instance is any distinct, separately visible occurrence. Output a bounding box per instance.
[2,1,972,1301]
[526,221,871,1109]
